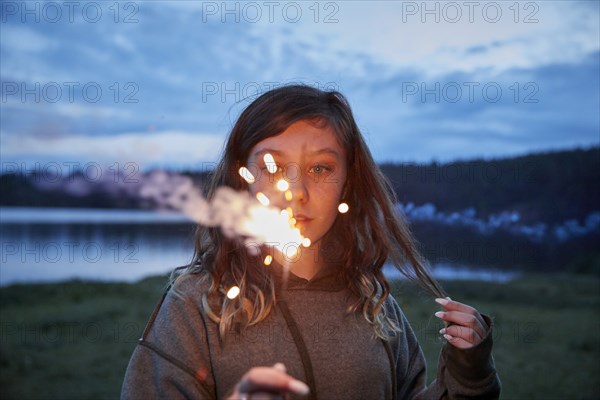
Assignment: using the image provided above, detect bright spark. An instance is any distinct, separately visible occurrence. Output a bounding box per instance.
[263,153,278,174]
[239,167,255,184]
[241,206,305,256]
[285,190,293,201]
[256,192,270,206]
[276,179,289,191]
[302,238,311,247]
[264,255,273,265]
[226,286,240,299]
[338,202,349,213]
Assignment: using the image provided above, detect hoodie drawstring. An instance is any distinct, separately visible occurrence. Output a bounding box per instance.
[277,300,318,400]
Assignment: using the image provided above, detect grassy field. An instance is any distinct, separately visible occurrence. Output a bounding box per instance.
[1,273,598,399]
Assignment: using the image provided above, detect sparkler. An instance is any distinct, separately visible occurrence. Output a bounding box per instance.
[138,154,349,300]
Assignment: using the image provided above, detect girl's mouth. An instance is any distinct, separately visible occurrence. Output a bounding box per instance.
[294,215,312,227]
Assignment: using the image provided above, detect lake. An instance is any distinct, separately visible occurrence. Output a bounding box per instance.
[0,207,519,286]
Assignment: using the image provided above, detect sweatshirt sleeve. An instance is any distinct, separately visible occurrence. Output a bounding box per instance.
[388,297,501,400]
[121,276,217,400]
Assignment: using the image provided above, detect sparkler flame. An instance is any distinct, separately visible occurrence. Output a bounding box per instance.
[138,154,311,270]
[139,175,306,250]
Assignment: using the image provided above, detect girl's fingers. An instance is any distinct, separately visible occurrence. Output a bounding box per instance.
[435,310,487,338]
[434,298,489,343]
[435,297,489,337]
[439,332,478,349]
[272,363,286,373]
[435,297,477,314]
[440,324,482,345]
[436,298,486,326]
[237,366,309,397]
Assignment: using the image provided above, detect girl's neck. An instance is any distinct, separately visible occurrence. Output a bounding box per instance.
[276,243,324,281]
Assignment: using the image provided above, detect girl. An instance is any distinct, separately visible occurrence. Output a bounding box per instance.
[121,85,501,399]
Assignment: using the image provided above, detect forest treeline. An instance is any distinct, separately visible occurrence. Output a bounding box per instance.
[2,146,598,224]
[379,146,599,224]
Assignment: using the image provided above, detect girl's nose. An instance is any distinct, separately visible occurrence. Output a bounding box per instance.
[288,177,308,203]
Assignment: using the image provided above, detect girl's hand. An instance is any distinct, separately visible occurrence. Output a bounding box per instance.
[434,297,489,349]
[227,363,310,400]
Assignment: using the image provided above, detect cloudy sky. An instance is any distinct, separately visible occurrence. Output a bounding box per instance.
[1,0,598,170]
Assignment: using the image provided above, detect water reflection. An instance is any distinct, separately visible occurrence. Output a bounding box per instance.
[1,219,195,286]
[0,208,519,286]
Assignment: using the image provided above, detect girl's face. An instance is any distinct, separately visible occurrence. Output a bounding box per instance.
[247,120,348,246]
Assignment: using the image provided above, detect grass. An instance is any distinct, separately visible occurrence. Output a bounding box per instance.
[395,275,600,400]
[1,273,598,399]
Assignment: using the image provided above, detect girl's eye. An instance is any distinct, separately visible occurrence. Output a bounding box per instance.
[311,165,331,174]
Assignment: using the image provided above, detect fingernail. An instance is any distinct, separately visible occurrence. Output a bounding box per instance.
[273,363,286,372]
[435,298,448,306]
[445,296,452,300]
[289,379,310,395]
[435,311,445,319]
[443,334,454,341]
[439,328,446,335]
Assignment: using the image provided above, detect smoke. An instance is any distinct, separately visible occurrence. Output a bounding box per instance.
[137,170,303,255]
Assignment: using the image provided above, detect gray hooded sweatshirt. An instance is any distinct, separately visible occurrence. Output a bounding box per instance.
[121,266,501,399]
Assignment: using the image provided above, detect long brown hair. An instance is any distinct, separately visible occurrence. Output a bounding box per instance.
[179,84,446,339]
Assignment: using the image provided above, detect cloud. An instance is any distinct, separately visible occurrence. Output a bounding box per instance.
[1,130,225,169]
[0,25,59,53]
[1,1,598,166]
[252,1,599,77]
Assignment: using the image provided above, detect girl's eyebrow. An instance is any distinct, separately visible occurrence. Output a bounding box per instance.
[251,148,342,160]
[312,148,342,160]
[250,148,284,159]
